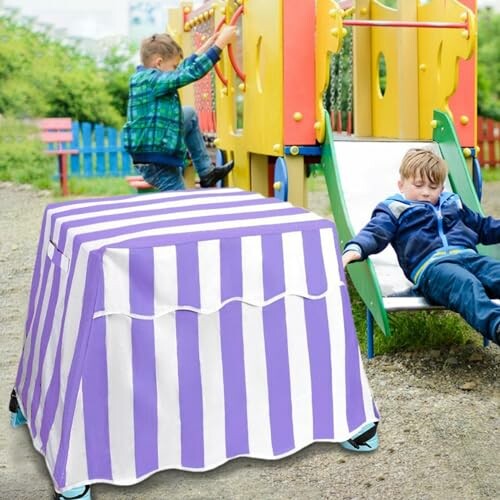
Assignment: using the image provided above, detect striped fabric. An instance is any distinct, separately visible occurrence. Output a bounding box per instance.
[15,188,379,492]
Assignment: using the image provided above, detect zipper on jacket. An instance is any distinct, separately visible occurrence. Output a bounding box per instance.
[433,204,448,250]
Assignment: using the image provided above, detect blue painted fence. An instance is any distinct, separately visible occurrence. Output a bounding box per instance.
[66,121,133,177]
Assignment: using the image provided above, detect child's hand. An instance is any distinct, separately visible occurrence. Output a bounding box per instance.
[214,25,238,49]
[195,33,218,55]
[342,250,361,269]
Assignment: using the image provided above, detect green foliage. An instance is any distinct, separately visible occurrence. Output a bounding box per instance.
[346,276,479,356]
[100,44,137,118]
[376,0,397,8]
[481,168,500,182]
[477,8,500,120]
[66,177,133,197]
[0,12,130,127]
[0,118,54,190]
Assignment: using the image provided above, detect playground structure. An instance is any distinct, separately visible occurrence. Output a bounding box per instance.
[166,0,500,347]
[9,3,499,497]
[168,0,479,207]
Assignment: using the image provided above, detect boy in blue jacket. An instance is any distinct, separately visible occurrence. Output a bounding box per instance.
[342,148,500,346]
[123,28,236,191]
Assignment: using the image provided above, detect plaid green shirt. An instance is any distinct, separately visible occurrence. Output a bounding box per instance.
[123,47,220,167]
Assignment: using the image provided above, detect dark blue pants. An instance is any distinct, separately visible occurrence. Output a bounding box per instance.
[417,253,500,343]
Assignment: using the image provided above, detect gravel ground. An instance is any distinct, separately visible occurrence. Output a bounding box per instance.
[0,181,499,500]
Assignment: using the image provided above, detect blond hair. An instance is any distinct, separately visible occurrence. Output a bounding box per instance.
[140,33,183,66]
[399,148,448,186]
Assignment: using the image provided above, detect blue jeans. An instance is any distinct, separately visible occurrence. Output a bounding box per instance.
[417,253,500,341]
[134,107,212,191]
[134,163,184,191]
[182,106,212,178]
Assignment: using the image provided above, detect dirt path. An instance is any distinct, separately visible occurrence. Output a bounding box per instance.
[0,182,499,499]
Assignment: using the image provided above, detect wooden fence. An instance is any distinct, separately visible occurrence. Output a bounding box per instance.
[66,121,133,177]
[477,116,500,168]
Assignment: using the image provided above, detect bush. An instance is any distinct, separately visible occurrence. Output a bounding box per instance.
[0,118,55,190]
[0,12,129,128]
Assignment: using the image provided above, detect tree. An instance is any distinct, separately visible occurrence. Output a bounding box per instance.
[0,12,127,127]
[477,8,500,120]
[100,43,137,118]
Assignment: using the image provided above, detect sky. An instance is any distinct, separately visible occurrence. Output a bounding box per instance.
[3,0,129,39]
[2,0,499,40]
[2,0,187,40]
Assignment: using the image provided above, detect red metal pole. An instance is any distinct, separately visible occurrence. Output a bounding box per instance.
[343,20,468,29]
[60,155,69,196]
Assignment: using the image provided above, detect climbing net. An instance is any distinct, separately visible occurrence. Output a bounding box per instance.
[323,27,353,134]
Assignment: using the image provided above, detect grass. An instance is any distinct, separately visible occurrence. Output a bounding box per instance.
[346,277,481,356]
[307,171,328,192]
[67,176,134,197]
[481,167,500,182]
[48,176,136,199]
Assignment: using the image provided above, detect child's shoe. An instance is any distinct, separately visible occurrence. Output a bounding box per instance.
[54,485,91,499]
[340,422,379,452]
[10,408,27,428]
[9,389,27,428]
[200,160,234,187]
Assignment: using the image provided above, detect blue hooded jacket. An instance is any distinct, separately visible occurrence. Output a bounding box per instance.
[344,192,500,284]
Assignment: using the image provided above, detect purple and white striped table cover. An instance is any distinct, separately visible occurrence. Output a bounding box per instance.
[15,188,379,492]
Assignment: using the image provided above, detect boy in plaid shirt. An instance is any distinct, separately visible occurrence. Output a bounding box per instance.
[123,27,236,191]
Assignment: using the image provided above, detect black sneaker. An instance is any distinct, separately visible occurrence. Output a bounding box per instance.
[200,160,234,188]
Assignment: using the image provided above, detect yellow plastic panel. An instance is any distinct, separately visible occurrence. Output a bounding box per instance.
[417,0,476,139]
[285,155,307,208]
[315,0,345,142]
[213,0,283,192]
[243,0,283,155]
[249,153,270,197]
[369,0,400,138]
[368,1,419,138]
[170,2,195,106]
[230,147,251,191]
[352,0,372,137]
[215,0,283,156]
[395,2,418,139]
